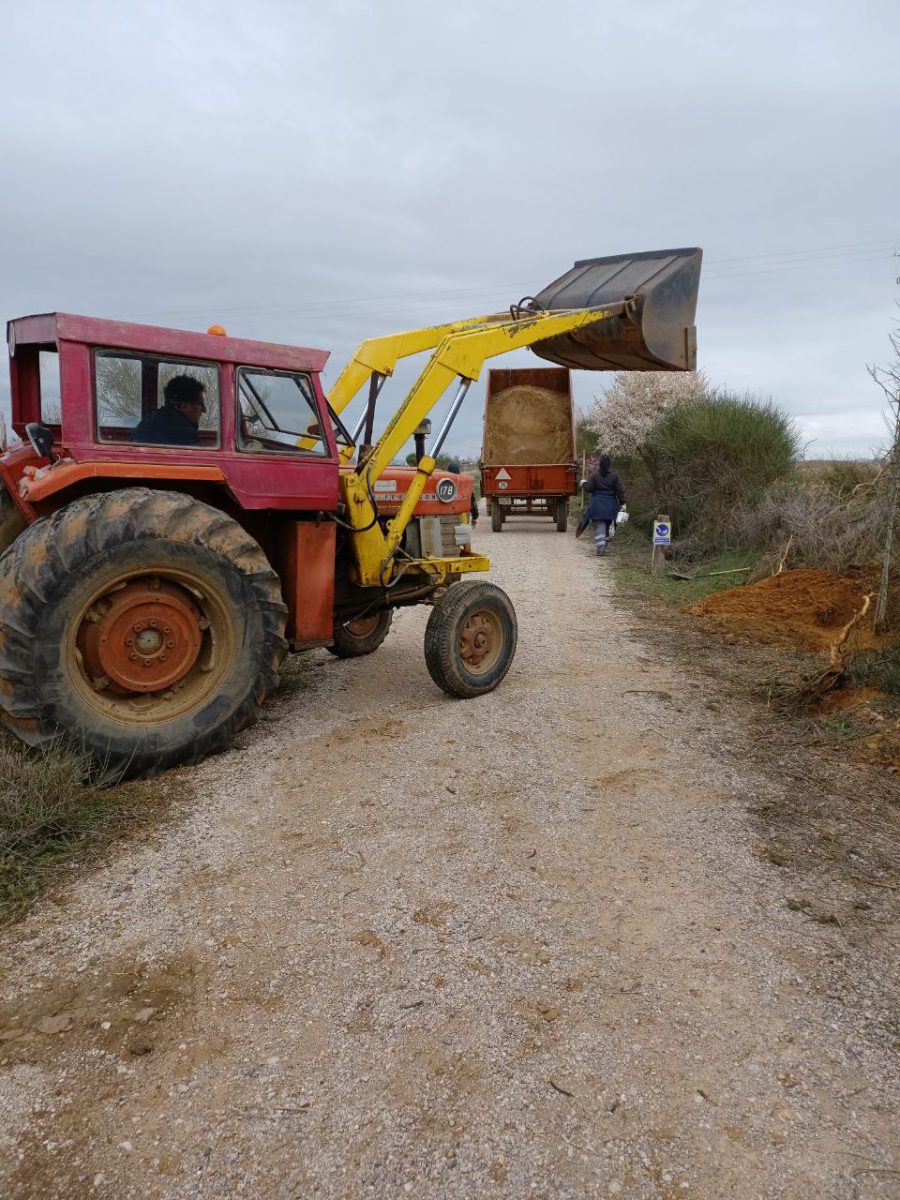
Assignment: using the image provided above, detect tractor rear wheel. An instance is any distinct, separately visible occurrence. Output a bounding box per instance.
[555,499,569,533]
[0,489,287,777]
[491,504,503,533]
[328,609,393,658]
[424,580,517,698]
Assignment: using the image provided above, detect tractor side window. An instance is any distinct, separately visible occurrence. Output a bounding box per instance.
[39,351,62,424]
[95,353,220,447]
[237,368,328,456]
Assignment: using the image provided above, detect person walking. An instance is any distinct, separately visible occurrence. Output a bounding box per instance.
[583,454,625,556]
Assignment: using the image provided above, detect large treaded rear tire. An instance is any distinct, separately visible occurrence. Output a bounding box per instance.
[424,580,517,698]
[327,610,393,658]
[555,499,568,533]
[0,489,288,777]
[491,504,503,533]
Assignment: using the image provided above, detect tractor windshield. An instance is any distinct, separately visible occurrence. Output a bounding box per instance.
[237,368,329,456]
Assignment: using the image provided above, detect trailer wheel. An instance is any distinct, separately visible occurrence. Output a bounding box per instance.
[424,580,517,698]
[491,504,503,533]
[555,499,569,533]
[328,610,393,658]
[0,489,287,777]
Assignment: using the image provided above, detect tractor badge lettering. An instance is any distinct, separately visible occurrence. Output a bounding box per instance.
[653,521,671,545]
[436,478,458,504]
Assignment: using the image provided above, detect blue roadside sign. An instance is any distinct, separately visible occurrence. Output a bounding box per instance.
[653,521,671,545]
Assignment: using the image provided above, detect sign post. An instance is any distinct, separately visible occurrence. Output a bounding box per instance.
[651,514,671,577]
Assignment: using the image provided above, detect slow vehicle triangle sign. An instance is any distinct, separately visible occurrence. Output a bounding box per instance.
[496,468,511,481]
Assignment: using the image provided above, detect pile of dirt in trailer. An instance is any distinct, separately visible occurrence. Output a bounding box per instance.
[690,568,882,653]
[482,386,573,465]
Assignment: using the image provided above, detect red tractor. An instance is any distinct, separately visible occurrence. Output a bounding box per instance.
[0,249,701,774]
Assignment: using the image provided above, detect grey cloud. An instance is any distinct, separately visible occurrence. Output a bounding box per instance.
[2,0,898,459]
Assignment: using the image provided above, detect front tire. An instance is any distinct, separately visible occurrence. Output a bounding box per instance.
[0,489,287,776]
[327,610,393,658]
[424,581,517,698]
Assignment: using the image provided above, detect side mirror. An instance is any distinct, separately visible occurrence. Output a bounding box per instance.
[25,422,54,461]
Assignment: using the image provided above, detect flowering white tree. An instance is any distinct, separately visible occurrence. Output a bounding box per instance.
[586,370,712,457]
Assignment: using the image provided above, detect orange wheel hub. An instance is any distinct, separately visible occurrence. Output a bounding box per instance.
[78,581,204,694]
[345,614,380,638]
[459,611,499,671]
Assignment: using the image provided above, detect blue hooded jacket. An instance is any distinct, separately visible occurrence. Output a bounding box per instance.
[585,467,624,522]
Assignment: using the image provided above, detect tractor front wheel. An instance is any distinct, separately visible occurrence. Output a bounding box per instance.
[424,580,517,698]
[328,610,393,658]
[0,489,287,776]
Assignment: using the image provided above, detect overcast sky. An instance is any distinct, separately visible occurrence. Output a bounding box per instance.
[2,0,898,460]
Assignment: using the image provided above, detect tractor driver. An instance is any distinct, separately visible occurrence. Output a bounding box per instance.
[131,375,206,446]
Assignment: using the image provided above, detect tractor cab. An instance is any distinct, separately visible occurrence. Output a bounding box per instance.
[4,313,341,514]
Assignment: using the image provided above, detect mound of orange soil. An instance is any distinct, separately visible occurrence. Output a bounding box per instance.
[690,568,881,654]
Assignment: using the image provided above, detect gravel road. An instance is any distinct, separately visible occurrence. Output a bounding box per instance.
[1,516,898,1199]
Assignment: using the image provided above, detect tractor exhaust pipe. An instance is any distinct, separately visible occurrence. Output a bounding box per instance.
[530,247,702,372]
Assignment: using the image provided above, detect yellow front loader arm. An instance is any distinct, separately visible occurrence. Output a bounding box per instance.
[339,305,620,587]
[324,315,493,464]
[328,315,494,415]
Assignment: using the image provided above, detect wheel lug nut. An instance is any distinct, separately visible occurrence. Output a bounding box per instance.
[166,640,175,648]
[129,653,137,661]
[149,619,158,628]
[125,637,134,646]
[142,659,151,667]
[163,626,171,635]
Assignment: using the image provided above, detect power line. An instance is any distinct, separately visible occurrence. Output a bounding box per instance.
[123,237,899,327]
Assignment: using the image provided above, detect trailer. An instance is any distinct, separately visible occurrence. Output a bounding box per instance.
[481,367,576,533]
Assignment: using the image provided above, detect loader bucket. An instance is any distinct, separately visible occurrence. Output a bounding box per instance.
[530,247,702,372]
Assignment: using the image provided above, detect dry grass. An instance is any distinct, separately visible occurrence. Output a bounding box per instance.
[731,479,891,575]
[0,733,165,923]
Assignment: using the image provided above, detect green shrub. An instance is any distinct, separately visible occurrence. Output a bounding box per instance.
[639,392,800,549]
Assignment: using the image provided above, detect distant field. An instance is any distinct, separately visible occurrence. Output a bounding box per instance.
[798,458,881,485]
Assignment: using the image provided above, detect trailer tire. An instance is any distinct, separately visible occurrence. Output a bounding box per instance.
[327,610,393,658]
[424,580,517,699]
[0,489,288,777]
[491,504,503,533]
[555,499,569,533]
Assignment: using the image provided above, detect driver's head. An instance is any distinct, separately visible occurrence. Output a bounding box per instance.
[164,375,207,428]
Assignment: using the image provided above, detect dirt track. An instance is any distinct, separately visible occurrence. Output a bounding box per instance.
[1,517,898,1199]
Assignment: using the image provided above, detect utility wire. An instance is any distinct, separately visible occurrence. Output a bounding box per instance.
[124,237,899,326]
